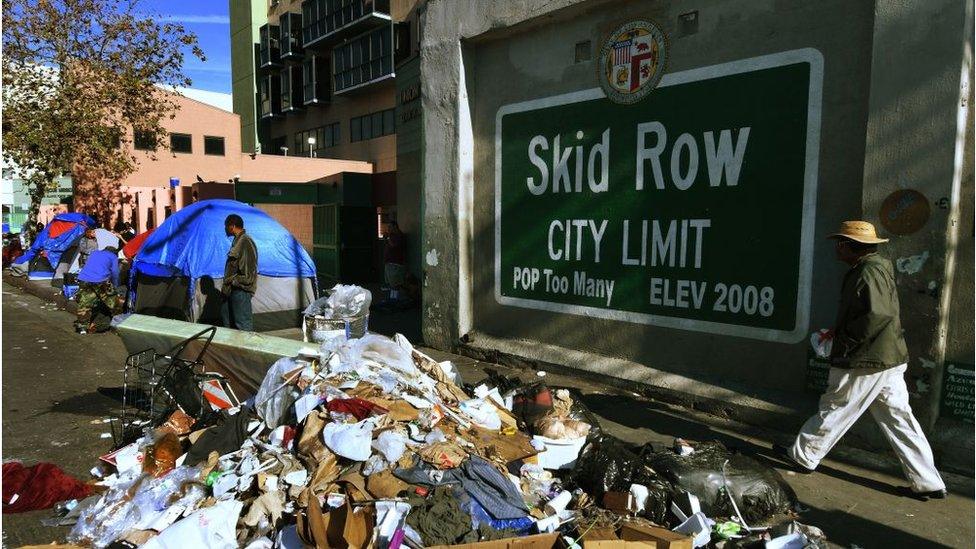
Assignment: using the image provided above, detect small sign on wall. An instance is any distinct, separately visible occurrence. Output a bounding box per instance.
[941,363,974,422]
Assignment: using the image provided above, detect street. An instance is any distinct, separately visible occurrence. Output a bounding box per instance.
[1,280,973,548]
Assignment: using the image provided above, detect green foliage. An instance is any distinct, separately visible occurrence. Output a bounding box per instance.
[1,0,205,235]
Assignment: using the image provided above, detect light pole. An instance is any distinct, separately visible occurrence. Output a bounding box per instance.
[307,136,316,158]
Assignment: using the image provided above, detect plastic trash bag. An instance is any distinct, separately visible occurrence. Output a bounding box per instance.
[341,334,419,378]
[305,284,371,318]
[459,398,502,430]
[69,467,206,548]
[140,499,243,549]
[373,430,408,463]
[569,435,641,497]
[323,418,375,461]
[810,329,833,359]
[254,357,301,429]
[646,441,797,523]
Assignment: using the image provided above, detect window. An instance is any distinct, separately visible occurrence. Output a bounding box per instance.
[204,136,225,156]
[303,55,329,104]
[170,133,192,153]
[134,130,156,151]
[349,108,394,142]
[332,25,393,93]
[294,122,340,156]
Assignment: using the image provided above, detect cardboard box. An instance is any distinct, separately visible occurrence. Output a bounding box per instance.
[602,491,635,515]
[428,532,560,549]
[619,523,693,549]
[578,526,657,548]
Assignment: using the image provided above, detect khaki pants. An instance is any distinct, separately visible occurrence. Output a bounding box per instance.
[790,364,945,492]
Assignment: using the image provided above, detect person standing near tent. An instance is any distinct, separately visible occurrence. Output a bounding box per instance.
[775,221,946,500]
[222,214,258,331]
[74,246,122,334]
[77,225,98,268]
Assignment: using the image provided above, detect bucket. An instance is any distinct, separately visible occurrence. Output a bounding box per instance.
[302,313,369,343]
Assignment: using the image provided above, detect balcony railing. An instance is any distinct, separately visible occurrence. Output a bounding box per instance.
[259,73,283,118]
[281,65,304,113]
[301,0,390,50]
[279,12,303,61]
[303,54,330,105]
[259,24,282,69]
[332,24,394,95]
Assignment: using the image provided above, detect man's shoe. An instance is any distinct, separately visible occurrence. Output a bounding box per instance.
[897,486,947,501]
[772,443,815,474]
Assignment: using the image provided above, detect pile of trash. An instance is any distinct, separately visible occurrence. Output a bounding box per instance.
[22,305,825,548]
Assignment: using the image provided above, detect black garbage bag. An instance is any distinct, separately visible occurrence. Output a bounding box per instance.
[630,465,675,524]
[646,441,797,523]
[569,435,673,523]
[569,434,641,497]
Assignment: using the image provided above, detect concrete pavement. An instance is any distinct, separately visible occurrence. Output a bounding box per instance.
[1,280,973,548]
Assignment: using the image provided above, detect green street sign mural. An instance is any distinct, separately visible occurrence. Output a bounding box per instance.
[494,50,823,342]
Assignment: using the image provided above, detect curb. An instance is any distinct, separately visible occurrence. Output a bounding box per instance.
[4,274,77,314]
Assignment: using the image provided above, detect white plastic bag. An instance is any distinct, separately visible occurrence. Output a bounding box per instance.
[373,430,408,463]
[342,334,418,377]
[459,398,502,430]
[140,499,243,549]
[810,329,833,359]
[254,357,301,429]
[323,419,374,461]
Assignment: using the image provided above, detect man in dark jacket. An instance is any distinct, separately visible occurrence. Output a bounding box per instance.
[221,214,258,331]
[776,221,945,500]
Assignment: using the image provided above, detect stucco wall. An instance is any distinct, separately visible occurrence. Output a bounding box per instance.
[420,0,974,469]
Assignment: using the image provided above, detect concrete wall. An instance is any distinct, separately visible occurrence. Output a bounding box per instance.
[420,0,974,470]
[230,0,263,153]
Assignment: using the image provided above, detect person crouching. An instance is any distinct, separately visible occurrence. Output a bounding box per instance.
[74,246,123,334]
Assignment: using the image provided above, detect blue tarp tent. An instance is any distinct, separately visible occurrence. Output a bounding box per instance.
[130,199,316,331]
[10,212,96,279]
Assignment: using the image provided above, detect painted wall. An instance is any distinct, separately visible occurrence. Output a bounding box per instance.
[230,0,264,153]
[420,0,974,470]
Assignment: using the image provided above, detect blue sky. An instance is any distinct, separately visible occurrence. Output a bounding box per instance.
[141,0,232,94]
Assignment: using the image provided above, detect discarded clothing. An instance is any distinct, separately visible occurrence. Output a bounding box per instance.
[185,409,253,466]
[2,462,93,513]
[406,486,477,546]
[395,456,529,520]
[326,397,388,420]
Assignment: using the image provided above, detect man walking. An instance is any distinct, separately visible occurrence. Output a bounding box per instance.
[74,246,122,334]
[222,214,257,331]
[775,221,946,500]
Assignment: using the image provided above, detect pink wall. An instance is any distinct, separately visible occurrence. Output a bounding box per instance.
[75,92,376,232]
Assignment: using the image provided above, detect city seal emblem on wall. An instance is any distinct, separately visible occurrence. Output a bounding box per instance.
[598,20,668,104]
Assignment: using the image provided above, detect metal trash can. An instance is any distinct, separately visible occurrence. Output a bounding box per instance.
[302,313,369,343]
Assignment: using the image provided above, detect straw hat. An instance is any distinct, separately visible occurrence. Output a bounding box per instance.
[827,220,889,244]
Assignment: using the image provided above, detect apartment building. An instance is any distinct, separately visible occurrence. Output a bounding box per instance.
[229,0,425,284]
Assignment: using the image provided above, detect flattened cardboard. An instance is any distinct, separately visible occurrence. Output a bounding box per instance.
[298,496,374,549]
[428,532,559,549]
[620,523,692,549]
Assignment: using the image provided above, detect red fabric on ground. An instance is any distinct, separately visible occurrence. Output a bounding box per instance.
[47,220,79,239]
[326,398,388,420]
[122,229,154,260]
[2,462,93,513]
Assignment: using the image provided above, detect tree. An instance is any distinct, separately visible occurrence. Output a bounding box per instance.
[2,0,205,238]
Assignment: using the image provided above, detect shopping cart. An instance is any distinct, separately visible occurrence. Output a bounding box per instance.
[112,326,238,447]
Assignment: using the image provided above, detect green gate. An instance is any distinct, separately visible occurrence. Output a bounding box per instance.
[313,203,339,287]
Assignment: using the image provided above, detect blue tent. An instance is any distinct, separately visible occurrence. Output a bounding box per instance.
[130,199,316,331]
[11,212,96,278]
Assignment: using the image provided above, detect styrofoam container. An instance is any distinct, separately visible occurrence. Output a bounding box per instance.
[532,435,587,470]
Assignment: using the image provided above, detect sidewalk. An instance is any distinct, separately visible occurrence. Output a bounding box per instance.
[3,278,974,548]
